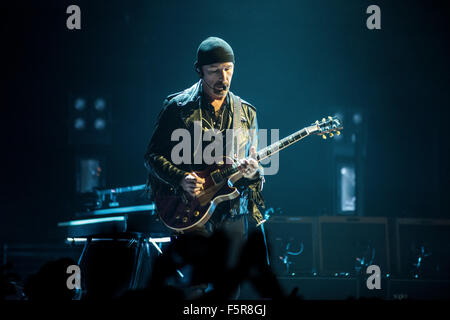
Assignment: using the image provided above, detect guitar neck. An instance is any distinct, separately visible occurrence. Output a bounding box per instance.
[218,124,318,179]
[256,124,317,162]
[212,115,342,181]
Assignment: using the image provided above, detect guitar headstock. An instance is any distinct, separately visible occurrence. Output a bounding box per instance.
[310,116,343,139]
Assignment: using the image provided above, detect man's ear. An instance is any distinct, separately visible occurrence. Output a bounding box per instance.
[194,62,203,78]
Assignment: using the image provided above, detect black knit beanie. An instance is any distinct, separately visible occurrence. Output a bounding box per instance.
[195,37,235,68]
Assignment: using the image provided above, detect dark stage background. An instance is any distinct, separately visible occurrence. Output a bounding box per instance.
[2,0,449,246]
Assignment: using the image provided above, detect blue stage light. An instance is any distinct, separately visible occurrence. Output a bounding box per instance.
[94,118,106,130]
[94,98,106,111]
[58,216,125,227]
[74,117,86,130]
[74,98,86,111]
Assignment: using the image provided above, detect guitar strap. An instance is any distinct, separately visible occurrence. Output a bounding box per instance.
[230,92,266,223]
[229,91,242,159]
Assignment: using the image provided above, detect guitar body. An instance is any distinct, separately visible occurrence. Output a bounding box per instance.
[155,157,242,232]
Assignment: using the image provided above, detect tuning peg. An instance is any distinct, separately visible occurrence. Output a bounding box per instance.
[328,116,332,120]
[315,120,319,125]
[329,132,334,138]
[336,131,341,135]
[322,134,327,140]
[322,118,326,122]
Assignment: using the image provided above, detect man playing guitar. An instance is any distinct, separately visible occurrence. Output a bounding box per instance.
[144,37,266,273]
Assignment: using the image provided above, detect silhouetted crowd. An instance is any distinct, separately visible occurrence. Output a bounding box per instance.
[1,229,303,302]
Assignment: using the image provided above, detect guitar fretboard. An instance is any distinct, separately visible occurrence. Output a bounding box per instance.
[218,125,317,179]
[256,127,313,162]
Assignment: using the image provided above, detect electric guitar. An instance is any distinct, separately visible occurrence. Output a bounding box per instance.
[155,116,343,232]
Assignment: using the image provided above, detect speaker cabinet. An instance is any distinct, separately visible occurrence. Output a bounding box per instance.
[264,216,317,276]
[318,216,390,276]
[395,218,450,279]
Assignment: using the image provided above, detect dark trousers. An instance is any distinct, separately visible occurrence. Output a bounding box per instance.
[206,213,248,269]
[184,213,248,299]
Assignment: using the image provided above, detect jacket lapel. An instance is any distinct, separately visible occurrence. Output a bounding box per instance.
[179,81,202,129]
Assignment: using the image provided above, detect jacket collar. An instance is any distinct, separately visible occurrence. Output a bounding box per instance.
[174,81,202,107]
[174,81,201,128]
[177,80,232,129]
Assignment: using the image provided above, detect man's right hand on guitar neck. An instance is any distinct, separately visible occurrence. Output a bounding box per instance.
[180,172,205,198]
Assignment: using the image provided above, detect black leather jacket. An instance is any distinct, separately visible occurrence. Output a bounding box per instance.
[144,81,265,224]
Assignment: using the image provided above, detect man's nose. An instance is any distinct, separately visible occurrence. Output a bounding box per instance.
[219,69,227,81]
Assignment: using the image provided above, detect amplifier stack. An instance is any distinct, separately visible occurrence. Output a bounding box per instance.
[261,215,450,300]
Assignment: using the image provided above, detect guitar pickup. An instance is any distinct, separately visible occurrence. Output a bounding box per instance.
[211,170,223,184]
